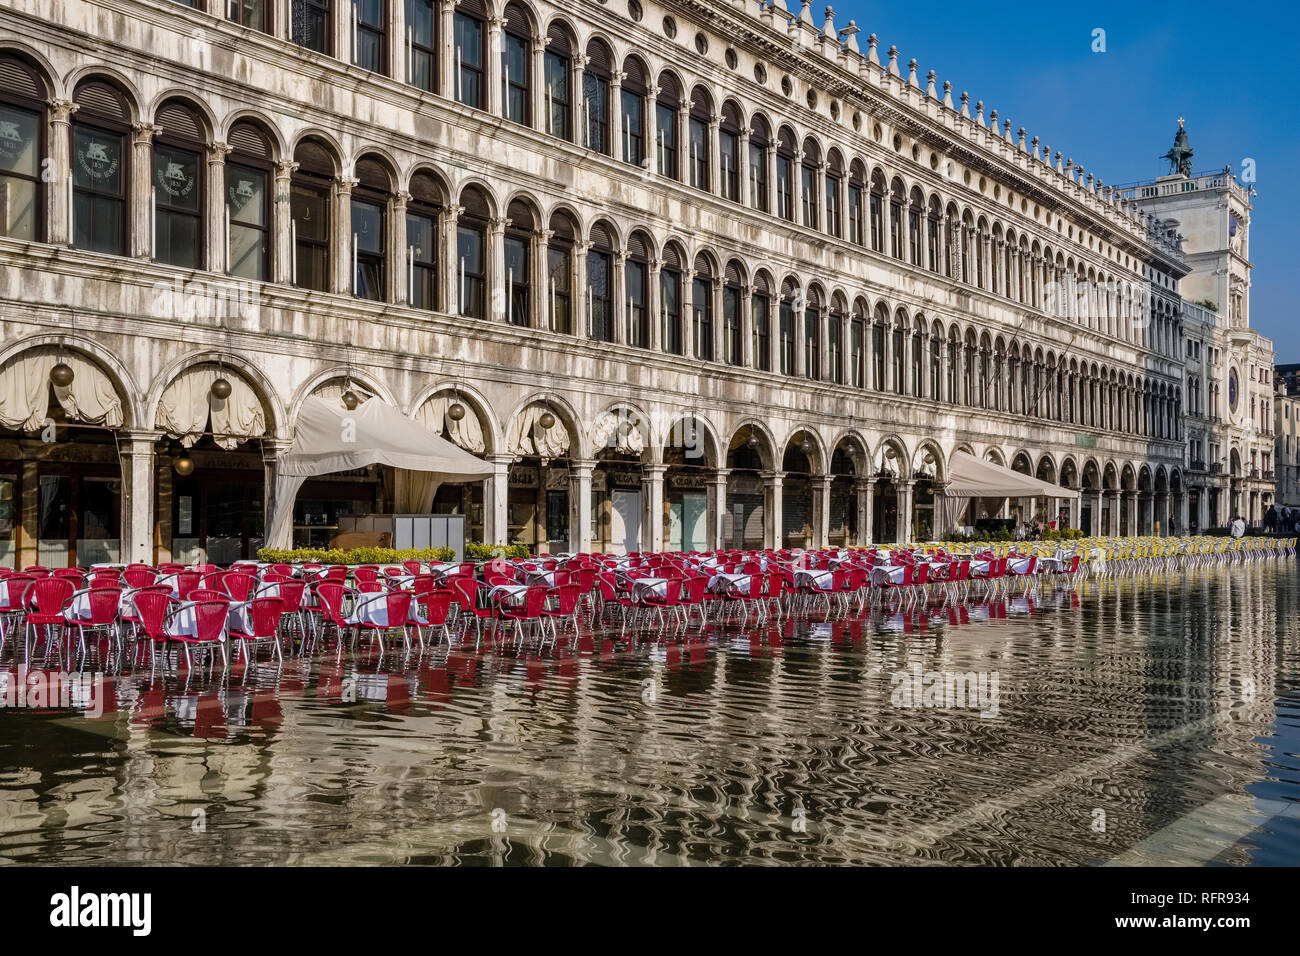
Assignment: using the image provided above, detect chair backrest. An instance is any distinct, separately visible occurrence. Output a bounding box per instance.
[224,573,257,601]
[23,566,51,578]
[403,560,423,575]
[314,582,349,625]
[122,566,156,589]
[450,576,480,612]
[190,599,230,644]
[1,574,34,611]
[83,587,122,626]
[765,570,783,599]
[53,568,86,583]
[131,589,174,639]
[417,590,454,626]
[411,574,439,595]
[88,570,121,589]
[27,576,75,614]
[353,566,379,585]
[552,582,582,614]
[188,588,226,602]
[914,564,929,586]
[175,570,202,600]
[379,590,413,625]
[201,570,227,591]
[244,596,285,638]
[271,564,293,577]
[275,579,306,612]
[326,565,349,580]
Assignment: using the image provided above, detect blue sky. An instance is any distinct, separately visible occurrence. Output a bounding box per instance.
[825,0,1299,358]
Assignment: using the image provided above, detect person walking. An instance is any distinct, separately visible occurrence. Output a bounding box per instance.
[1231,515,1246,538]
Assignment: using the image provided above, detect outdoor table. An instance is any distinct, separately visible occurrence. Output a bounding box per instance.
[708,572,752,595]
[166,600,227,642]
[794,568,835,591]
[428,562,460,577]
[629,577,669,602]
[970,559,991,576]
[487,583,529,608]
[525,568,557,586]
[870,566,908,587]
[252,582,282,599]
[1035,556,1064,573]
[344,593,428,627]
[1008,557,1035,575]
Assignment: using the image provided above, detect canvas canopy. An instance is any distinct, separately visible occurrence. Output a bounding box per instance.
[935,451,1079,534]
[266,396,493,548]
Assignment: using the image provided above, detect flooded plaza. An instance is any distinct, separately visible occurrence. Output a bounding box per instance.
[1,560,1298,867]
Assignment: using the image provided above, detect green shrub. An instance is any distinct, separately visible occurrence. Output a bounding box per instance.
[256,546,456,565]
[464,542,531,561]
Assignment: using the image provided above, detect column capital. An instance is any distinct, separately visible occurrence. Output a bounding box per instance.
[131,122,160,145]
[393,189,412,205]
[336,175,359,195]
[642,463,668,477]
[48,97,78,123]
[489,215,511,233]
[274,158,300,178]
[568,458,597,476]
[206,142,232,164]
[446,202,465,220]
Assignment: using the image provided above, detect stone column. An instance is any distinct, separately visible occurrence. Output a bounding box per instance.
[610,71,626,163]
[574,239,591,337]
[708,112,722,197]
[710,468,729,549]
[530,34,547,132]
[1127,493,1138,537]
[642,463,665,552]
[680,268,696,360]
[391,189,410,304]
[120,430,158,565]
[442,202,463,314]
[612,248,628,345]
[272,159,298,284]
[738,127,752,206]
[818,306,830,382]
[568,459,594,553]
[531,228,552,329]
[390,0,407,82]
[647,257,663,351]
[335,0,353,64]
[740,284,754,368]
[131,122,159,259]
[483,454,512,546]
[856,478,874,545]
[814,475,833,548]
[18,460,37,568]
[793,299,806,380]
[763,470,783,549]
[897,478,914,544]
[260,437,292,548]
[764,142,777,215]
[333,175,357,294]
[439,0,456,98]
[488,214,508,321]
[204,141,231,272]
[711,275,724,362]
[487,15,504,116]
[48,98,78,245]
[644,84,660,172]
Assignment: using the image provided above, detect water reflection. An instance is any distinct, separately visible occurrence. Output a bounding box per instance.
[1,563,1297,866]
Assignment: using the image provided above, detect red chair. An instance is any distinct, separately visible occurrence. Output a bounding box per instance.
[402,560,423,575]
[70,586,122,659]
[88,569,121,589]
[0,573,35,657]
[412,589,454,647]
[349,590,413,654]
[167,598,230,669]
[174,570,202,600]
[131,588,176,667]
[223,574,257,602]
[229,596,286,663]
[310,581,353,648]
[451,576,496,642]
[122,565,156,589]
[543,582,585,637]
[23,566,51,578]
[53,567,86,584]
[352,566,380,587]
[497,585,548,644]
[22,576,75,661]
[268,579,307,648]
[188,588,226,602]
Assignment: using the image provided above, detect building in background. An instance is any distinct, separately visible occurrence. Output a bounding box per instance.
[1123,127,1274,528]
[1274,364,1300,511]
[0,0,1230,564]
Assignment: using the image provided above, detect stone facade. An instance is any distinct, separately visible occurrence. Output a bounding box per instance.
[0,0,1217,565]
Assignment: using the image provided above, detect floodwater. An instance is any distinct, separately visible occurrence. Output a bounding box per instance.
[1,562,1298,866]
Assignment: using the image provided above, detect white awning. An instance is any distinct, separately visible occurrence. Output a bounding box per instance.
[946,451,1080,499]
[266,397,493,548]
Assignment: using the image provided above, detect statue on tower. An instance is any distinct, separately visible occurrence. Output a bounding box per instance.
[1162,118,1194,177]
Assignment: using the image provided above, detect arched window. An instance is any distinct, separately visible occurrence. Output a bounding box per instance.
[872,304,888,391]
[804,287,821,380]
[825,151,843,239]
[660,242,683,354]
[847,161,865,246]
[407,0,437,92]
[504,198,533,326]
[692,253,714,361]
[225,120,273,280]
[453,0,487,109]
[719,102,741,202]
[748,115,769,213]
[926,196,941,273]
[775,128,796,222]
[406,170,442,310]
[544,23,572,140]
[291,138,335,291]
[779,279,798,375]
[583,40,612,155]
[0,54,46,241]
[625,230,650,347]
[829,295,846,384]
[586,221,614,341]
[723,260,743,366]
[72,79,131,256]
[654,72,680,180]
[352,156,391,301]
[620,58,647,168]
[868,169,885,252]
[354,0,388,74]
[456,185,490,318]
[800,138,819,230]
[545,210,574,333]
[752,271,772,372]
[908,187,923,265]
[291,0,331,54]
[501,4,531,125]
[888,177,904,259]
[688,86,711,190]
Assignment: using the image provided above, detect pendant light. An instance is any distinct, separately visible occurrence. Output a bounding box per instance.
[49,361,75,387]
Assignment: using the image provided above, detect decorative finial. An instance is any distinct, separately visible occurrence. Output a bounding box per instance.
[887,45,900,77]
[866,33,879,66]
[975,100,984,126]
[842,20,860,54]
[822,6,835,37]
[960,91,970,119]
[907,58,919,88]
[942,80,954,110]
[926,69,937,98]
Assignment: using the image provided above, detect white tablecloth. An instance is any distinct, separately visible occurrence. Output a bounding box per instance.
[344,595,426,627]
[794,568,835,591]
[630,577,669,601]
[709,572,753,596]
[870,566,908,586]
[1008,557,1035,575]
[525,568,558,585]
[488,584,529,607]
